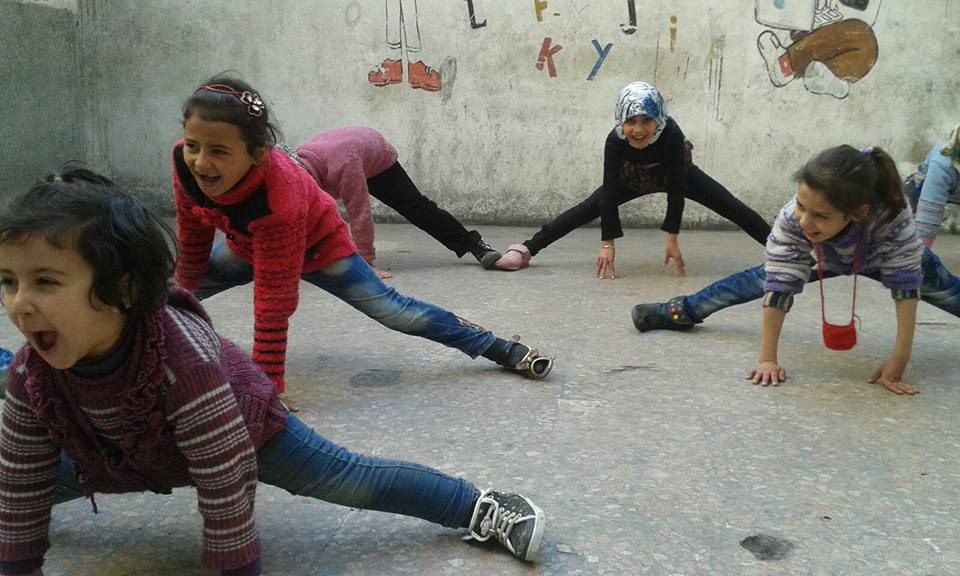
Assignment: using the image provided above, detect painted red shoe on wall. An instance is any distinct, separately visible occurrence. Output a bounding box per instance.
[368,59,402,86]
[408,60,441,92]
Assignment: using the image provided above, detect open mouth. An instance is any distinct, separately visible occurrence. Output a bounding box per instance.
[32,330,57,352]
[196,173,221,188]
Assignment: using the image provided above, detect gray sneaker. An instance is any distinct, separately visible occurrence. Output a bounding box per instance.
[463,488,545,561]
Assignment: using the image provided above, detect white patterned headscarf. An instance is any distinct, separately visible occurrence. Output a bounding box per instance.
[940,123,960,170]
[614,81,668,144]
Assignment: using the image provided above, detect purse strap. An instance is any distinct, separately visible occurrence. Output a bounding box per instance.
[816,239,860,324]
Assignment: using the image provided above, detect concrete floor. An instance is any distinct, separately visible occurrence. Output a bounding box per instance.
[1,224,958,576]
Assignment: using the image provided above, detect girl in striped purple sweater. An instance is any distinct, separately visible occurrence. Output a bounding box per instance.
[633,145,960,395]
[0,169,544,576]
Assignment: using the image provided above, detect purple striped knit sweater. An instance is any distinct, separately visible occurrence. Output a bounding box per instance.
[764,196,923,295]
[0,289,287,575]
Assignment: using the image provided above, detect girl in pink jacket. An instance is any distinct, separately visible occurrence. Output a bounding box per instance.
[296,127,501,277]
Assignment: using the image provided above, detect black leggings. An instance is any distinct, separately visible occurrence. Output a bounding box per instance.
[366,162,480,257]
[523,165,771,255]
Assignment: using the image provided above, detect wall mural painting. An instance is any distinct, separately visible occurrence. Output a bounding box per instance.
[587,40,614,81]
[669,16,678,52]
[465,0,486,29]
[535,37,562,78]
[368,0,442,92]
[621,0,637,34]
[534,0,549,23]
[755,0,882,99]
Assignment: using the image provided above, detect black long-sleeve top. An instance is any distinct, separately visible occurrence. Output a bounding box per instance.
[600,117,689,240]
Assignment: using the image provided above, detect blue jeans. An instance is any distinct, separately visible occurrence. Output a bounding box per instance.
[54,412,476,528]
[194,243,496,357]
[683,247,960,322]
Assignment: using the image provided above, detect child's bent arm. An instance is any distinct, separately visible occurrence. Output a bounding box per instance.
[662,234,685,276]
[913,153,958,246]
[596,240,616,279]
[173,189,216,290]
[759,305,786,363]
[248,216,308,391]
[0,380,60,569]
[169,366,263,572]
[867,297,919,395]
[336,169,376,263]
[891,296,918,362]
[746,305,787,386]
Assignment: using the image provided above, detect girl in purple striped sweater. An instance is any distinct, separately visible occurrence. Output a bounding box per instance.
[0,169,544,576]
[633,145,960,395]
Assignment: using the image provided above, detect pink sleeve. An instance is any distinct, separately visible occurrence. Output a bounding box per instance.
[336,163,376,264]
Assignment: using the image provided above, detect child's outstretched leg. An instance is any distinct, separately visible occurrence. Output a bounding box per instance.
[633,247,960,333]
[190,241,255,301]
[633,263,848,332]
[495,186,606,271]
[684,166,771,246]
[918,248,960,316]
[257,413,545,561]
[632,264,768,332]
[305,254,553,379]
[366,163,502,269]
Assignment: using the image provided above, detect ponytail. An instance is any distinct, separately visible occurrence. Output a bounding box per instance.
[863,146,906,224]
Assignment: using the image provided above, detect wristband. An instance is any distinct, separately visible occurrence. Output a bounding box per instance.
[762,290,794,312]
[890,288,919,300]
[601,244,614,249]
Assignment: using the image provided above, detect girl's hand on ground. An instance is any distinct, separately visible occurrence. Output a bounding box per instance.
[373,267,394,280]
[663,236,685,276]
[867,356,918,395]
[746,361,786,386]
[596,245,616,279]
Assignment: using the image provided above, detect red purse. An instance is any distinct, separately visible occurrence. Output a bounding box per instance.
[816,240,860,351]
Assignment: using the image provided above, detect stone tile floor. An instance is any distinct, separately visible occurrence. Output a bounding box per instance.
[1,225,957,575]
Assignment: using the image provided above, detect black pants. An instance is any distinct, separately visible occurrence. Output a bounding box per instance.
[523,165,771,256]
[366,162,480,257]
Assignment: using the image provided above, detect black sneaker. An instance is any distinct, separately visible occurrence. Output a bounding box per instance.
[463,489,545,561]
[631,297,696,332]
[469,239,502,270]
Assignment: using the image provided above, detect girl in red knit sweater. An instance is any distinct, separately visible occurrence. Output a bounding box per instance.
[0,169,545,575]
[172,74,552,395]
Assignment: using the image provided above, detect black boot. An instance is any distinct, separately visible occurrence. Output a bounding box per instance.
[469,239,502,270]
[631,297,696,332]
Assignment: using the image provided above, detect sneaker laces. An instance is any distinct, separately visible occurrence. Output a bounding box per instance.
[463,489,533,556]
[470,239,495,257]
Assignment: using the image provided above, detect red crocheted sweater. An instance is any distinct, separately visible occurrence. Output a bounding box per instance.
[172,142,357,392]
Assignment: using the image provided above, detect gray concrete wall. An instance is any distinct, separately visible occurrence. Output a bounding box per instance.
[1,0,79,195]
[39,1,960,229]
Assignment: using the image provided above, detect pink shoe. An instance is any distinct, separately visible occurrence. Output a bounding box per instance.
[494,244,531,271]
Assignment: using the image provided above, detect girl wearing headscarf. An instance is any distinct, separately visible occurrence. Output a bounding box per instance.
[493,81,771,278]
[906,124,960,247]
